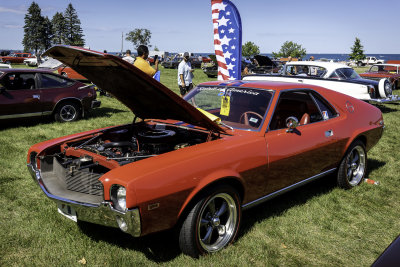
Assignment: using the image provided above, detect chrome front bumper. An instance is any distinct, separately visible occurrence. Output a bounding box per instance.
[369,94,400,103]
[27,163,141,237]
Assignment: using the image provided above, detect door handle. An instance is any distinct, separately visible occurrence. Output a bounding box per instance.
[298,80,303,83]
[325,130,333,137]
[33,94,40,99]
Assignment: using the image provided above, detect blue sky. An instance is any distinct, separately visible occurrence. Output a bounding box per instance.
[0,0,399,54]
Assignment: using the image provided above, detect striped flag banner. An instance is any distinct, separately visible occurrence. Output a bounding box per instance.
[211,0,242,80]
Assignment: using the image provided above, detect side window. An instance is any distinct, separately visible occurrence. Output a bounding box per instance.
[39,73,74,89]
[269,91,322,130]
[2,73,36,90]
[328,71,340,79]
[310,92,338,120]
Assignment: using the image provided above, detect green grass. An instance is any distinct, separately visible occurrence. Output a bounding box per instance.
[1,65,399,266]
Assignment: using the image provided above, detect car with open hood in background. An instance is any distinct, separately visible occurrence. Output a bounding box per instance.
[27,46,384,258]
[244,61,400,103]
[0,68,100,122]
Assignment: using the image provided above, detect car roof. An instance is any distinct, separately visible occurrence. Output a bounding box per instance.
[199,80,328,93]
[0,68,54,74]
[371,63,400,67]
[285,61,352,70]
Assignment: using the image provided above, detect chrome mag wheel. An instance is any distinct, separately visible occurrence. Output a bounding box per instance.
[60,104,77,121]
[345,145,366,186]
[197,192,238,252]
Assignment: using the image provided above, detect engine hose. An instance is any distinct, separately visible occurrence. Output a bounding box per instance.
[102,141,136,150]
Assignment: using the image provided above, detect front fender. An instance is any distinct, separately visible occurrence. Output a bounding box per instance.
[177,169,243,218]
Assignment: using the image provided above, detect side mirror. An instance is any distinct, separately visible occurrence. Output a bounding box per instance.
[286,116,299,132]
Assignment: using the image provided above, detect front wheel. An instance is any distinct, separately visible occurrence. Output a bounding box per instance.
[337,140,367,189]
[54,101,80,122]
[179,185,241,258]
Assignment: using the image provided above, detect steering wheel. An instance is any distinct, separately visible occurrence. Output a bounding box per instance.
[239,111,263,126]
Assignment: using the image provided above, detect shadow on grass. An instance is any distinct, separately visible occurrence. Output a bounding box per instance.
[0,107,127,130]
[374,104,399,114]
[77,221,180,262]
[76,159,386,262]
[83,107,128,120]
[239,175,337,236]
[366,158,386,175]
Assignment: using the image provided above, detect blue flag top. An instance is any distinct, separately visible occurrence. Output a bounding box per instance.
[211,0,242,80]
[153,70,161,82]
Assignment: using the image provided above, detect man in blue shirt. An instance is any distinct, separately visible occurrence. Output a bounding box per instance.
[177,52,194,96]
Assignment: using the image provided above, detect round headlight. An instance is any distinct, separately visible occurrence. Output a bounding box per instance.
[117,187,126,211]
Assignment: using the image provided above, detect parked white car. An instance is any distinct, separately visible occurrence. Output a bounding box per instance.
[244,61,399,103]
[357,56,384,66]
[0,63,12,69]
[23,57,38,66]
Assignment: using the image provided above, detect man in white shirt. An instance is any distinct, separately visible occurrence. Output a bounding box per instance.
[177,52,194,96]
[122,50,134,64]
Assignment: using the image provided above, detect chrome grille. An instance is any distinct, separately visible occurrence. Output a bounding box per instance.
[51,157,104,197]
[65,168,103,196]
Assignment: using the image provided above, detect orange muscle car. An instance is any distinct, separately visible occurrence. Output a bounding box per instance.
[27,46,384,258]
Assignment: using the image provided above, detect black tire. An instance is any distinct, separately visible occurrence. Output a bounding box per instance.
[337,140,367,189]
[54,101,81,122]
[179,185,241,258]
[5,60,11,64]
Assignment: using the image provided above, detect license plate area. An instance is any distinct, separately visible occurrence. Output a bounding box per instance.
[57,202,77,222]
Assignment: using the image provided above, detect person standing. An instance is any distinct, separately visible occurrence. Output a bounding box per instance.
[178,52,194,96]
[134,45,159,77]
[122,49,134,64]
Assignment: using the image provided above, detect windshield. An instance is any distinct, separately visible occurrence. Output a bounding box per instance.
[334,68,361,79]
[184,86,273,130]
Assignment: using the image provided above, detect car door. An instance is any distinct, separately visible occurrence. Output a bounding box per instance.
[37,73,76,114]
[263,90,345,194]
[0,72,41,119]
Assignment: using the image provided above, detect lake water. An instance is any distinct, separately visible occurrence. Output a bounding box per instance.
[193,53,400,62]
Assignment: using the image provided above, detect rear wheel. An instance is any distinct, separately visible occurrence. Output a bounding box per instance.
[54,101,81,122]
[337,140,367,189]
[179,185,241,258]
[5,60,11,64]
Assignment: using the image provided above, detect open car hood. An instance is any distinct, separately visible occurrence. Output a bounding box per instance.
[38,57,63,69]
[44,46,224,133]
[254,55,276,67]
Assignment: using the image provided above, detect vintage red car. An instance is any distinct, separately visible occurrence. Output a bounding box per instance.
[0,68,100,122]
[0,52,34,64]
[58,66,88,81]
[27,46,384,258]
[360,63,400,89]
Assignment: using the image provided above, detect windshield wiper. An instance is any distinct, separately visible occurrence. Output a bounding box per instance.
[220,121,234,131]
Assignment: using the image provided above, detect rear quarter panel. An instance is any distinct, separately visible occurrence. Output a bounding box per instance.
[317,88,384,154]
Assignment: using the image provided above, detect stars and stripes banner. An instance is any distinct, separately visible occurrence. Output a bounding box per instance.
[211,0,242,80]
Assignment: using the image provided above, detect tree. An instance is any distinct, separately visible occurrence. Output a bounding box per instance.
[125,28,152,49]
[22,2,45,55]
[272,41,307,59]
[52,12,67,45]
[242,41,260,58]
[348,37,365,62]
[64,3,85,46]
[42,16,53,50]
